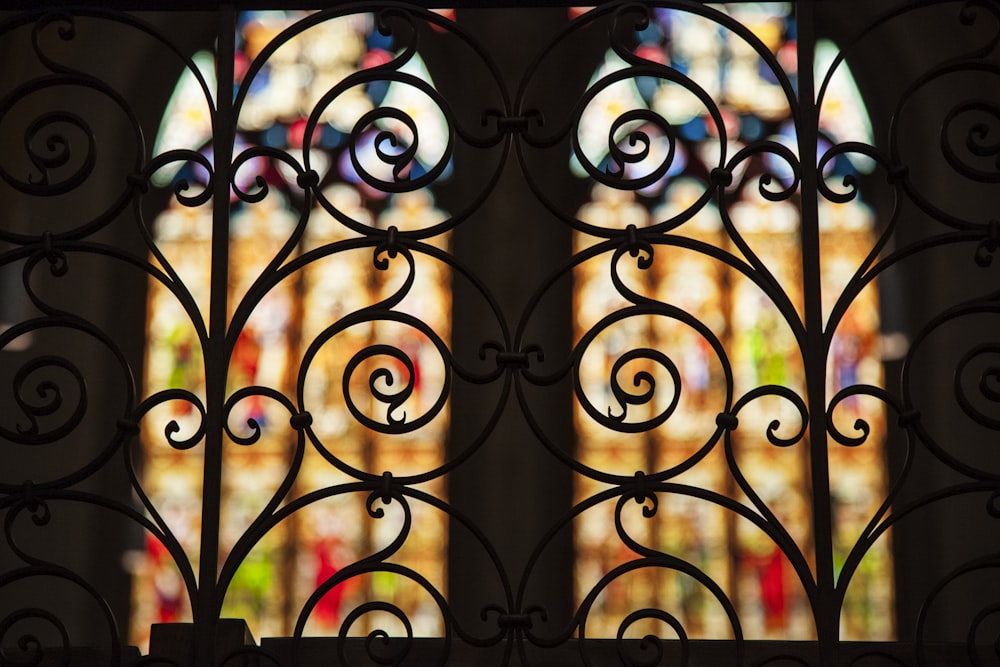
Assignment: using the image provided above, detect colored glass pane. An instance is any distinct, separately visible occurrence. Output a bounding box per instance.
[133,10,451,648]
[572,3,892,641]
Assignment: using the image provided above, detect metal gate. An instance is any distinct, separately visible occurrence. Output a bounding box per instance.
[1,2,998,665]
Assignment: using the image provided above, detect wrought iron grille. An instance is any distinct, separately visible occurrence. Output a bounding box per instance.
[1,1,999,665]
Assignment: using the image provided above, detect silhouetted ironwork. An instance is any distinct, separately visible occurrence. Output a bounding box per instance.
[1,2,998,666]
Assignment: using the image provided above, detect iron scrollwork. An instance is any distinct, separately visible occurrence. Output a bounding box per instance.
[0,2,998,666]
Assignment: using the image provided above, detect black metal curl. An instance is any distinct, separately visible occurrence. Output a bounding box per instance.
[953,342,1000,430]
[0,564,124,667]
[348,104,440,194]
[615,608,689,667]
[958,0,1000,57]
[724,139,801,203]
[0,75,144,236]
[968,602,1000,666]
[573,557,744,667]
[613,483,658,555]
[12,110,97,196]
[613,349,681,429]
[301,309,452,442]
[914,555,1000,667]
[3,496,54,572]
[223,387,269,446]
[4,355,86,445]
[307,560,452,665]
[295,266,452,461]
[6,486,52,533]
[257,487,460,651]
[608,2,652,65]
[373,225,401,270]
[373,6,420,66]
[141,149,214,208]
[133,388,207,451]
[975,220,1000,267]
[728,385,809,448]
[569,71,687,193]
[339,601,414,667]
[574,333,683,434]
[566,294,732,445]
[614,225,654,276]
[30,13,77,74]
[214,389,305,612]
[344,344,417,430]
[0,608,69,667]
[367,472,399,520]
[604,234,656,303]
[817,141,896,205]
[603,109,677,190]
[941,99,1000,183]
[0,313,138,492]
[710,142,805,348]
[230,144,302,204]
[18,244,70,319]
[987,490,1000,518]
[901,302,1000,480]
[826,385,881,448]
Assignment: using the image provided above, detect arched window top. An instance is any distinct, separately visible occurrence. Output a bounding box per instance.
[573,3,874,210]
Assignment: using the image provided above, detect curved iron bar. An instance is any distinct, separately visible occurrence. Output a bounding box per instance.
[715,139,805,346]
[517,231,797,387]
[574,560,740,667]
[238,233,511,477]
[213,387,304,617]
[826,386,912,622]
[914,553,1000,667]
[515,475,816,655]
[889,60,1000,229]
[721,386,819,614]
[517,310,731,486]
[0,316,136,493]
[514,227,812,492]
[954,342,1000,430]
[0,12,219,242]
[0,571,119,667]
[819,142,906,339]
[234,479,515,651]
[900,298,1000,480]
[816,0,1000,114]
[235,5,512,241]
[516,64,726,239]
[513,1,799,239]
[0,485,197,624]
[125,389,206,613]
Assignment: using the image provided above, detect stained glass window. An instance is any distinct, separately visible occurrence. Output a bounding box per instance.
[571,3,893,640]
[132,10,451,648]
[133,3,893,649]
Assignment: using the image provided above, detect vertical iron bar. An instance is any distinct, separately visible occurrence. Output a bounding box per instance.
[198,4,236,666]
[795,2,838,659]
